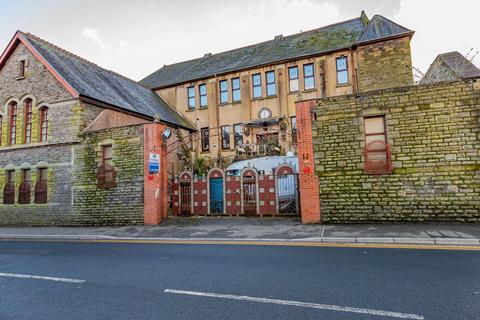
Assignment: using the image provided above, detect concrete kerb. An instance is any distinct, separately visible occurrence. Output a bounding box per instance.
[0,234,479,246]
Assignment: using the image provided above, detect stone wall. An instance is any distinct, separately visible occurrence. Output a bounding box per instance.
[311,79,479,223]
[356,36,413,92]
[72,125,145,225]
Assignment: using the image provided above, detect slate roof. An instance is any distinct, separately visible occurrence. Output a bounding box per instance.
[420,51,480,84]
[19,32,194,130]
[140,13,413,89]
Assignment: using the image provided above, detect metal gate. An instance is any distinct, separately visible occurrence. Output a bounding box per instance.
[179,172,192,216]
[242,169,257,215]
[275,164,299,214]
[209,178,224,214]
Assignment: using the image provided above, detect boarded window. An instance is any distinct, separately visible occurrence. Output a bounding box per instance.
[97,145,117,189]
[3,170,15,204]
[201,127,210,151]
[19,60,25,77]
[35,168,48,204]
[18,169,31,204]
[364,116,392,174]
[39,106,49,142]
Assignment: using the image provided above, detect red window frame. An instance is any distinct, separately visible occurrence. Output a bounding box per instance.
[3,170,15,204]
[97,145,116,189]
[18,168,31,204]
[24,99,33,144]
[35,167,48,204]
[8,102,17,145]
[39,106,49,142]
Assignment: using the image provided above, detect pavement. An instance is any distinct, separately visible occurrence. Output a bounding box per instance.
[1,217,480,246]
[1,240,479,320]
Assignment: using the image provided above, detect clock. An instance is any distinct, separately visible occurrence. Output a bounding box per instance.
[259,108,272,119]
[163,128,172,140]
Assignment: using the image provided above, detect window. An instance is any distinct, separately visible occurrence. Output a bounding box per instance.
[18,169,31,204]
[8,102,17,145]
[232,78,241,102]
[266,71,276,96]
[288,66,299,92]
[234,124,243,146]
[39,106,49,142]
[201,127,210,151]
[97,145,117,189]
[24,99,33,143]
[364,116,391,174]
[35,167,48,204]
[252,73,262,98]
[221,126,230,150]
[3,170,15,204]
[19,60,25,77]
[219,80,228,104]
[187,86,195,110]
[303,63,315,90]
[291,116,297,144]
[336,56,348,85]
[199,84,207,108]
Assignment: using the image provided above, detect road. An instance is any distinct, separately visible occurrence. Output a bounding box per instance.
[0,241,479,320]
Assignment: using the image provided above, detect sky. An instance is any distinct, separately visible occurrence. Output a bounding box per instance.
[0,0,479,81]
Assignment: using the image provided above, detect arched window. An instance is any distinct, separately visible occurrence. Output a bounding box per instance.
[35,167,48,204]
[8,102,17,145]
[18,168,31,204]
[24,99,33,144]
[39,106,49,142]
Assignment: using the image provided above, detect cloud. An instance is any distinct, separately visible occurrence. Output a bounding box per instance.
[81,27,109,51]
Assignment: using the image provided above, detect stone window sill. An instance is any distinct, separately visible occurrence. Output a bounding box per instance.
[336,82,351,88]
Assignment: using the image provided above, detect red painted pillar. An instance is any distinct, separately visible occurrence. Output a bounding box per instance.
[143,122,168,225]
[296,100,321,223]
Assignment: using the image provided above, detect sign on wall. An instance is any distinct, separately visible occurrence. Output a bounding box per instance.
[149,153,160,174]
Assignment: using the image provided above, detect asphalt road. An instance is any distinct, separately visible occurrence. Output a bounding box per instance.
[0,241,479,320]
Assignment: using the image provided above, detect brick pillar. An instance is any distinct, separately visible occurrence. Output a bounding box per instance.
[143,123,168,225]
[296,100,321,223]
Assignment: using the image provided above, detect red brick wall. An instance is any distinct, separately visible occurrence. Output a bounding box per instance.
[193,176,208,215]
[225,176,241,215]
[258,174,276,216]
[143,123,168,225]
[295,100,321,223]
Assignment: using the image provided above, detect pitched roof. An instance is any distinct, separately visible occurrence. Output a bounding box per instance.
[5,32,194,130]
[422,51,480,85]
[140,13,413,89]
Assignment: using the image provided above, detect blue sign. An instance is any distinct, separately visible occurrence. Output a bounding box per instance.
[149,153,160,174]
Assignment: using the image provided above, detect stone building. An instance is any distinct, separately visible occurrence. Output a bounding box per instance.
[295,77,480,223]
[140,12,414,166]
[0,31,193,226]
[420,51,480,84]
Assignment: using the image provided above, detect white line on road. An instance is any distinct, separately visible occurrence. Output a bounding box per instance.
[164,289,424,320]
[0,272,85,283]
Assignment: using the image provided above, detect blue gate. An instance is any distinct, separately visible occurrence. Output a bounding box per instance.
[209,177,224,214]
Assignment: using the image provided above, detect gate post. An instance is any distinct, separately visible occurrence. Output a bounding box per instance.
[143,122,168,225]
[296,99,321,223]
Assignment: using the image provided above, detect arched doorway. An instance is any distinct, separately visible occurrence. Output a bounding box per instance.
[241,168,258,215]
[179,171,192,216]
[275,164,299,214]
[208,168,225,214]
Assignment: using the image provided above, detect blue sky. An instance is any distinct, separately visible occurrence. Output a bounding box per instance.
[0,0,478,81]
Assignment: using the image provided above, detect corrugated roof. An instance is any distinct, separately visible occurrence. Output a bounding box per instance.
[19,32,194,130]
[140,13,413,89]
[420,51,480,84]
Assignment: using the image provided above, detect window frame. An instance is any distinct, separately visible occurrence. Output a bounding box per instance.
[97,144,117,189]
[8,102,17,145]
[265,71,276,97]
[24,99,33,144]
[18,168,31,204]
[35,167,48,204]
[231,78,241,102]
[221,126,231,150]
[219,80,228,104]
[303,63,315,90]
[336,56,349,85]
[19,60,25,78]
[233,124,243,147]
[187,86,196,110]
[364,115,392,174]
[252,73,262,99]
[291,116,297,144]
[288,66,299,92]
[199,84,207,108]
[201,127,210,152]
[3,170,15,205]
[39,106,49,142]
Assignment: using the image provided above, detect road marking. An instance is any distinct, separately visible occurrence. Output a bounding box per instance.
[164,289,424,320]
[0,272,85,283]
